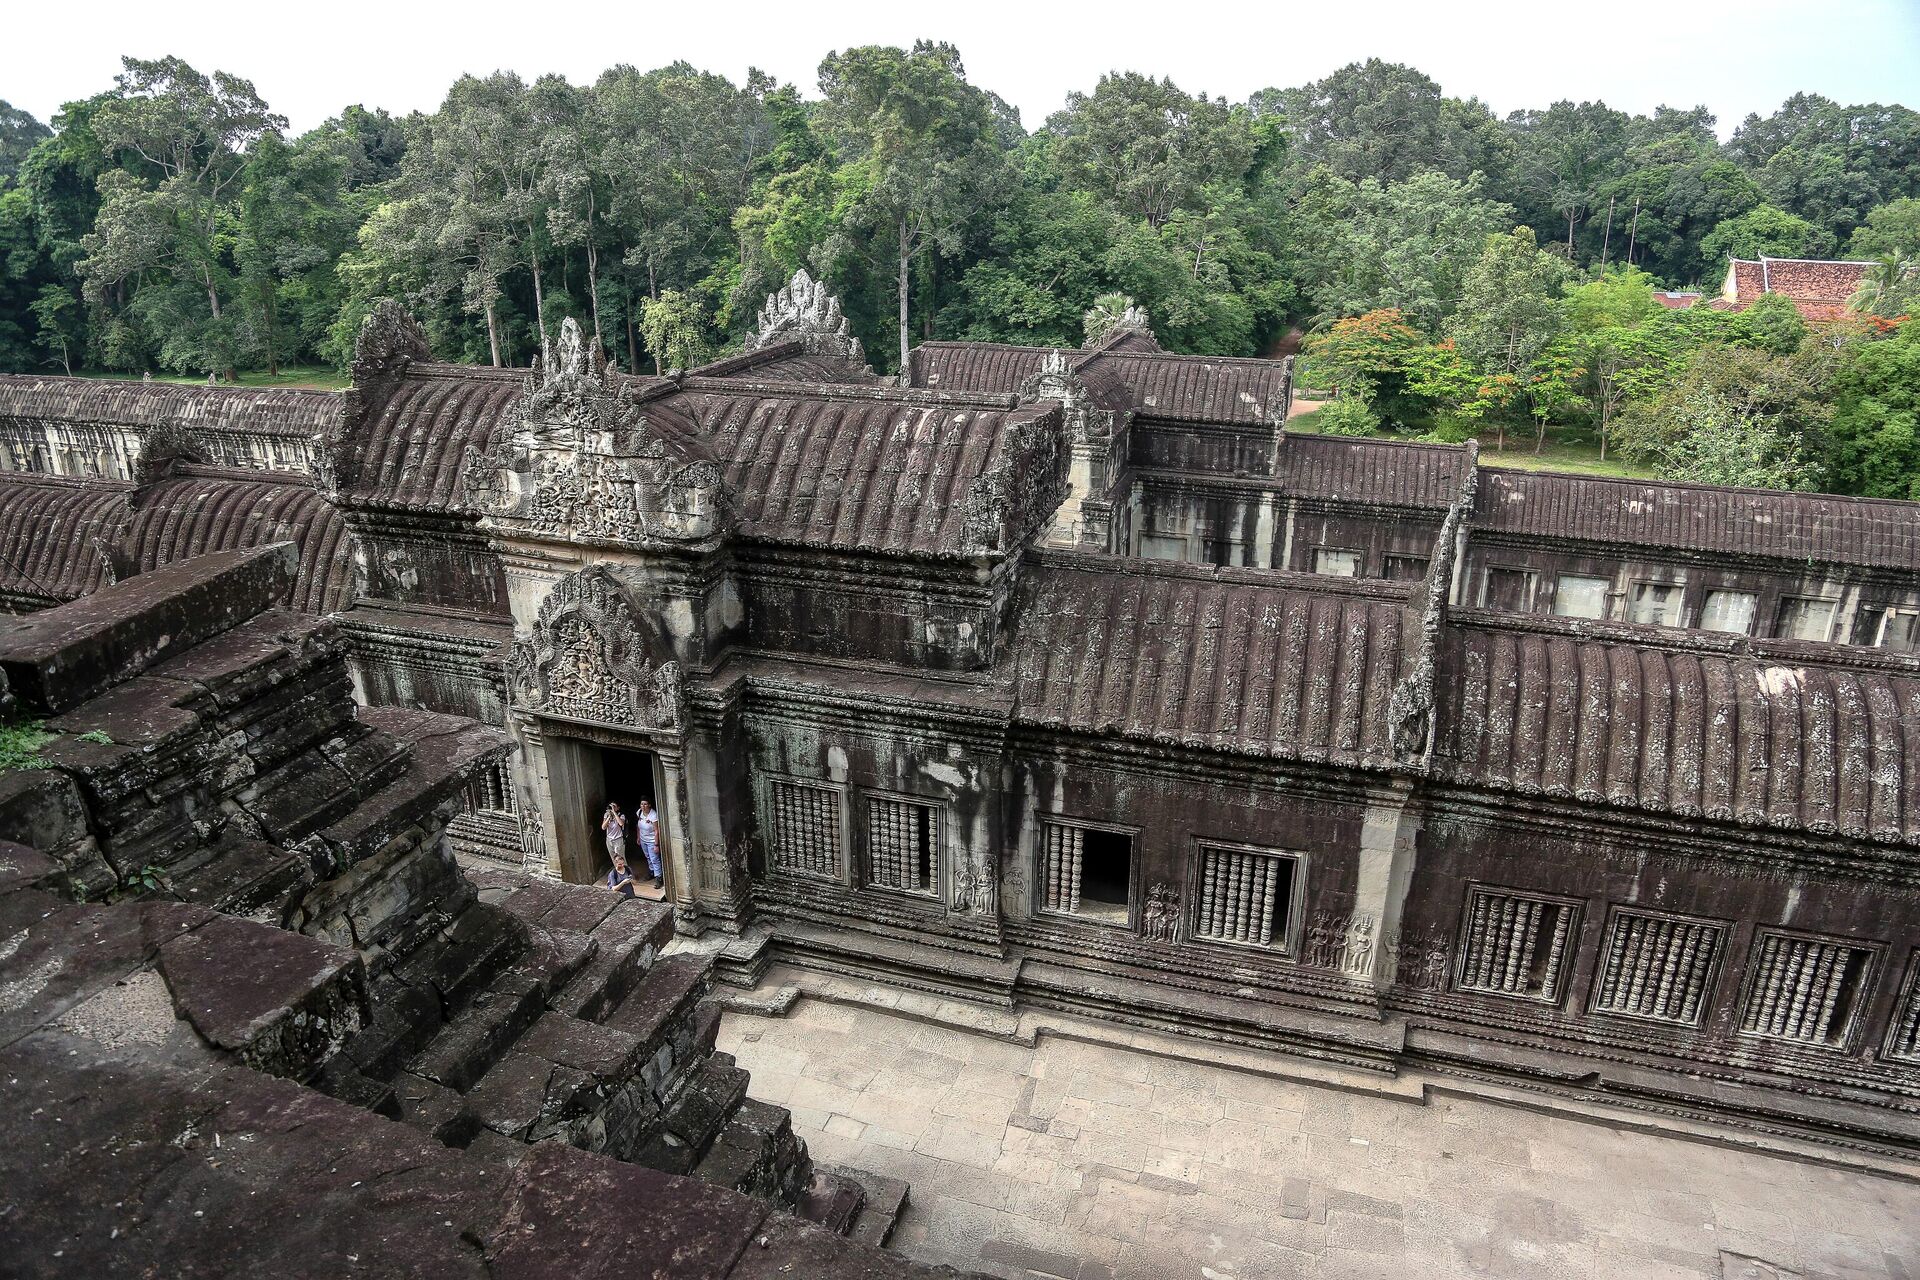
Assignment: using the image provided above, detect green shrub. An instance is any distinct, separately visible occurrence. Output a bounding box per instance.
[1314,393,1381,437]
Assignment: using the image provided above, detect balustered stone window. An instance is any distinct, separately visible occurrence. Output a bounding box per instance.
[766,779,843,880]
[1037,818,1132,925]
[1883,959,1920,1063]
[1482,566,1538,612]
[1190,843,1301,951]
[865,794,939,897]
[1738,930,1875,1048]
[1384,554,1429,582]
[1700,589,1758,635]
[1590,909,1722,1026]
[1456,887,1579,1003]
[1312,547,1361,578]
[464,760,517,815]
[1552,574,1611,620]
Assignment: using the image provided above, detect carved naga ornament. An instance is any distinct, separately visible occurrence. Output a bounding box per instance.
[464,316,729,547]
[507,565,683,731]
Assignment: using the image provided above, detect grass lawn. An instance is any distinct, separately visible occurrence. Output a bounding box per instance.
[1288,403,1656,481]
[66,365,349,391]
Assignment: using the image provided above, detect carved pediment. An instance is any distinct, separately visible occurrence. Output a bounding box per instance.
[465,317,730,547]
[507,565,682,731]
[746,269,864,365]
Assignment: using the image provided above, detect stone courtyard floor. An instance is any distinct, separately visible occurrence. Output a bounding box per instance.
[714,984,1920,1280]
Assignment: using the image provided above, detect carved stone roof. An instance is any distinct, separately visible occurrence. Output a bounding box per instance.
[1435,615,1920,843]
[1008,555,1411,766]
[0,375,341,438]
[124,476,359,614]
[333,364,530,509]
[1474,468,1920,570]
[692,342,876,386]
[675,386,1063,557]
[0,471,354,616]
[0,475,126,606]
[1274,435,1470,510]
[906,342,1288,426]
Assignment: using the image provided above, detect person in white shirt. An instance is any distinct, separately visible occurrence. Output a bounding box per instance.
[635,799,661,887]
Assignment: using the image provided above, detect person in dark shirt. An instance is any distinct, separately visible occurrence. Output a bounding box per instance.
[604,852,637,898]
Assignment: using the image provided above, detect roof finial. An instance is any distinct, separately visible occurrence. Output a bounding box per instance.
[746,268,865,366]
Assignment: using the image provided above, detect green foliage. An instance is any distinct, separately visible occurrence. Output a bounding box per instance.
[1700,203,1831,264]
[0,720,53,772]
[1728,292,1809,355]
[1846,198,1920,259]
[78,729,113,744]
[1615,339,1834,488]
[637,289,713,372]
[1312,393,1381,436]
[1824,321,1920,498]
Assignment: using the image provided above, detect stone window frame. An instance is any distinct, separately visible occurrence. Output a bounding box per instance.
[1383,553,1429,583]
[1031,811,1141,930]
[1699,587,1759,636]
[1452,883,1584,1006]
[1735,926,1880,1053]
[1773,594,1841,643]
[1881,951,1920,1064]
[1550,573,1613,621]
[757,772,851,886]
[1183,837,1308,956]
[1585,904,1728,1029]
[1480,564,1540,612]
[1311,546,1364,578]
[858,787,945,902]
[1868,604,1920,652]
[1624,577,1686,628]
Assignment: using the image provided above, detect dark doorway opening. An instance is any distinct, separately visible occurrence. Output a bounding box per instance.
[593,745,657,880]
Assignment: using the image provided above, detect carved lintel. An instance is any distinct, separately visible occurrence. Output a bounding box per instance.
[510,565,683,732]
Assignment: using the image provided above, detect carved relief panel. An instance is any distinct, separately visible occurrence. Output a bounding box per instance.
[507,564,682,732]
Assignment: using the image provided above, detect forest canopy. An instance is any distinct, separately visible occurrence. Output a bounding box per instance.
[1,51,1916,495]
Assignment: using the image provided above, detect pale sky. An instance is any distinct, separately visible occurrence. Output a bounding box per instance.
[4,0,1917,138]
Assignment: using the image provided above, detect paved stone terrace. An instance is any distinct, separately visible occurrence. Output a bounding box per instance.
[716,993,1920,1280]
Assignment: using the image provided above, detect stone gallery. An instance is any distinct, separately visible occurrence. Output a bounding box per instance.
[2,270,1918,1270]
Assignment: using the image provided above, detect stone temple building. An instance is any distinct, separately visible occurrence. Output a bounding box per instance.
[2,267,1919,1185]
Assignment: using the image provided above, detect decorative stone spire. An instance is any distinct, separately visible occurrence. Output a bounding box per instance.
[1081,295,1154,347]
[746,268,864,365]
[352,298,431,383]
[1017,350,1088,409]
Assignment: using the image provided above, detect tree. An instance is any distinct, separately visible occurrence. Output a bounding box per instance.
[1269,61,1454,185]
[1700,203,1831,265]
[1852,254,1920,319]
[637,288,713,372]
[1505,100,1629,257]
[1846,198,1920,259]
[1287,169,1512,329]
[1048,73,1256,229]
[0,102,51,187]
[1824,322,1920,497]
[815,43,1012,373]
[1615,340,1833,479]
[77,57,285,379]
[1448,228,1570,384]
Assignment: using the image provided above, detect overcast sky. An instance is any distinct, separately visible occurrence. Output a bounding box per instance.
[5,0,1917,137]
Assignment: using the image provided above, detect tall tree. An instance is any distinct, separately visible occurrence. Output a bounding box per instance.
[77,57,284,379]
[1047,73,1255,229]
[815,41,1011,372]
[0,102,51,187]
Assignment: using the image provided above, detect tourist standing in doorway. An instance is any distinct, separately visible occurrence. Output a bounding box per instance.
[601,801,627,872]
[635,799,661,887]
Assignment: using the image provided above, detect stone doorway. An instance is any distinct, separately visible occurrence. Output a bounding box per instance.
[543,734,664,887]
[597,744,658,881]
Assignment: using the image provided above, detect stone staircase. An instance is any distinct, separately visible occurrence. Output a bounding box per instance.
[314,865,897,1241]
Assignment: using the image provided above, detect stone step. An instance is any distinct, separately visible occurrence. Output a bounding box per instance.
[342,980,444,1082]
[551,898,676,1024]
[405,979,546,1093]
[600,953,714,1103]
[827,1165,910,1248]
[396,901,525,1016]
[771,918,1020,1006]
[630,1054,751,1175]
[691,1097,808,1206]
[164,833,304,915]
[491,922,596,1010]
[462,1048,597,1143]
[795,1169,865,1236]
[392,1070,481,1148]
